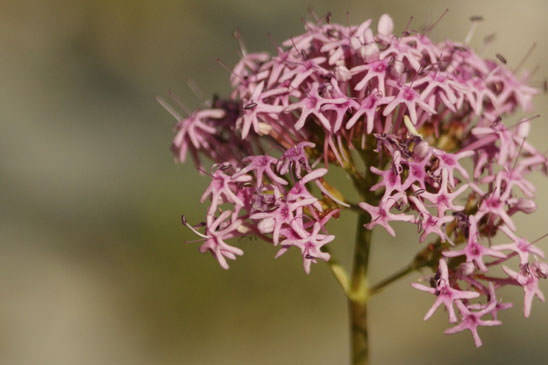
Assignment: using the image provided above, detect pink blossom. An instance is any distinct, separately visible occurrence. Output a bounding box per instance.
[412,259,479,323]
[503,263,547,317]
[444,298,502,347]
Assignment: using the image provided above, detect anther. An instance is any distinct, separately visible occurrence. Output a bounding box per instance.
[496,53,507,64]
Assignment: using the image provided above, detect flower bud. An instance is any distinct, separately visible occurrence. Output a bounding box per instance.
[350,36,362,50]
[377,14,394,36]
[362,43,379,61]
[335,64,352,81]
[414,140,431,160]
[257,121,272,135]
[514,198,537,214]
[257,217,274,234]
[364,28,375,43]
[517,120,530,139]
[534,262,548,278]
[458,262,475,276]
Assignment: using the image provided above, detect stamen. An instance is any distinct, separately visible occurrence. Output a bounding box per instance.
[266,32,279,49]
[480,33,496,55]
[346,10,350,27]
[514,42,536,72]
[186,79,205,101]
[181,215,210,239]
[403,16,414,34]
[464,15,483,45]
[289,38,305,60]
[157,97,184,121]
[168,90,192,115]
[496,53,507,64]
[425,8,449,34]
[483,33,496,45]
[217,58,245,82]
[509,114,541,129]
[325,11,332,24]
[233,28,247,56]
[531,232,548,245]
[512,136,527,170]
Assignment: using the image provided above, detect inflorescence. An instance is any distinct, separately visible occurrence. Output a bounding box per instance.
[161,13,547,347]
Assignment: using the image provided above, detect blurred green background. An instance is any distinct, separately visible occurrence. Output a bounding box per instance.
[2,0,548,364]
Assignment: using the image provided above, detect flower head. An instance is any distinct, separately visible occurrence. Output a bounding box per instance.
[163,13,547,347]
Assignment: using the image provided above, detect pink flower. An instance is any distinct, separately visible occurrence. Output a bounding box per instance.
[418,169,468,217]
[412,259,479,323]
[503,263,547,317]
[199,211,244,270]
[443,216,506,272]
[286,82,346,131]
[281,222,334,274]
[444,297,502,347]
[359,193,414,237]
[494,225,545,265]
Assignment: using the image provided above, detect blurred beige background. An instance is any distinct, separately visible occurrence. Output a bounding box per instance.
[2,0,548,364]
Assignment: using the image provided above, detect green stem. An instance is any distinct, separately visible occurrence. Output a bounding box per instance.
[348,212,371,365]
[327,254,350,294]
[369,239,446,296]
[369,263,415,296]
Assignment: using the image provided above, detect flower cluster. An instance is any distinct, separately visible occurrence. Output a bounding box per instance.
[182,145,341,273]
[162,13,547,347]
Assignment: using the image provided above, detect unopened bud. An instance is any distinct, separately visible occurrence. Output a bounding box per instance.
[515,198,536,214]
[458,262,475,276]
[335,64,352,81]
[414,140,431,160]
[257,218,274,234]
[378,14,394,36]
[237,223,250,234]
[364,28,375,44]
[257,122,272,135]
[350,36,362,50]
[534,262,548,278]
[362,43,379,61]
[517,120,530,139]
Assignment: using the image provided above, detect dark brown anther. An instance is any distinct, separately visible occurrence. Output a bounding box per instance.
[496,53,507,64]
[483,33,496,44]
[244,102,257,110]
[470,15,484,22]
[233,29,240,40]
[392,163,399,176]
[325,11,332,24]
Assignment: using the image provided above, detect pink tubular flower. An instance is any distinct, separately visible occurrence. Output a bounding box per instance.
[359,193,414,237]
[412,259,479,323]
[503,263,548,317]
[163,12,548,351]
[443,215,506,272]
[199,211,244,270]
[444,297,502,347]
[281,221,334,274]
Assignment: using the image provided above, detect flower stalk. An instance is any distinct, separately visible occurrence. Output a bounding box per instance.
[349,212,372,365]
